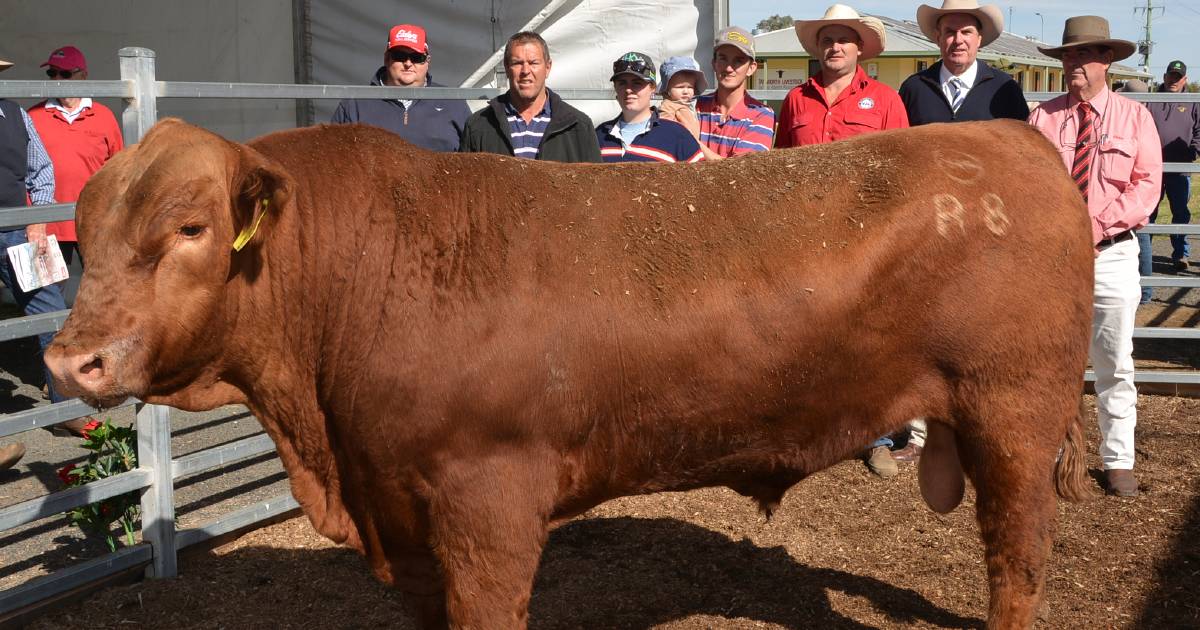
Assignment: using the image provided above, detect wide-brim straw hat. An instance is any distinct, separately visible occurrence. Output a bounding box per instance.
[1038,15,1136,62]
[794,4,887,61]
[917,1,1004,47]
[0,58,12,73]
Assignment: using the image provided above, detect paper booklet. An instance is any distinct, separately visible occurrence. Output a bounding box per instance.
[6,234,69,292]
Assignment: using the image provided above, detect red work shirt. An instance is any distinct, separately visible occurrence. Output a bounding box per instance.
[27,99,124,242]
[775,65,908,148]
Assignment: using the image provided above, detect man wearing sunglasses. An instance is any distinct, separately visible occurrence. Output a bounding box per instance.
[596,52,703,164]
[28,46,124,277]
[331,24,470,152]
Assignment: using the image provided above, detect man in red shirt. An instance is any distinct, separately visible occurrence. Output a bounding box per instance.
[776,5,908,149]
[27,45,124,267]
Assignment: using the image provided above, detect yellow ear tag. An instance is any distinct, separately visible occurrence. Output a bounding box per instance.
[232,199,269,251]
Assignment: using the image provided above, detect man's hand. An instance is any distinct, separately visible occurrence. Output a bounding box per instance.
[659,100,701,140]
[25,223,49,256]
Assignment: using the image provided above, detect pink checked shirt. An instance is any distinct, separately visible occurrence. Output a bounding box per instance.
[1028,87,1162,245]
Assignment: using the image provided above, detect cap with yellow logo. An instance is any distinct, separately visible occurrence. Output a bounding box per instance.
[715,26,755,57]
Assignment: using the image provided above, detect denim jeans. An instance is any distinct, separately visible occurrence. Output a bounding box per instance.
[0,228,69,402]
[1136,173,1191,302]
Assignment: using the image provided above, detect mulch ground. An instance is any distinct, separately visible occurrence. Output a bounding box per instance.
[22,393,1200,629]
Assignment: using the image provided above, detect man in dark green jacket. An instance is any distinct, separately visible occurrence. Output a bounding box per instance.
[460,31,601,163]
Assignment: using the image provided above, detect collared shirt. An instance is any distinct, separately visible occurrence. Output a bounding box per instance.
[596,109,705,163]
[504,95,552,159]
[939,62,978,108]
[0,106,56,206]
[1028,87,1163,245]
[45,98,93,125]
[775,65,908,148]
[695,92,775,157]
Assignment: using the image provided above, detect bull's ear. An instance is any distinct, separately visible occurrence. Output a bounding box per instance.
[230,143,294,252]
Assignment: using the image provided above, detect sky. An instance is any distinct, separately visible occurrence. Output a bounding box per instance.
[729,1,1200,78]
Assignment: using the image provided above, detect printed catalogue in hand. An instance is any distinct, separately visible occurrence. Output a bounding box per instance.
[6,235,69,292]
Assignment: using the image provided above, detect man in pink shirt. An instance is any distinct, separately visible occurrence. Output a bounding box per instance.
[1028,16,1162,497]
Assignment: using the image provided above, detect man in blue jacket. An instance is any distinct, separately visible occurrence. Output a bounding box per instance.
[897,1,1029,126]
[1138,59,1199,296]
[888,1,1027,466]
[331,24,471,152]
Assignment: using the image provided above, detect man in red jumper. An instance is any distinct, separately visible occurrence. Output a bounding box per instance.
[28,45,124,268]
[776,5,908,150]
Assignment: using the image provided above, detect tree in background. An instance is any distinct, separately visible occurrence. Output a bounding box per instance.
[755,15,795,33]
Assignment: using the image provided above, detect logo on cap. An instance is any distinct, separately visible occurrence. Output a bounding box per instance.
[725,32,751,45]
[394,29,419,44]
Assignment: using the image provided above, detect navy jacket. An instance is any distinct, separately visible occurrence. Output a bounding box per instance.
[1147,86,1200,164]
[596,109,704,163]
[898,60,1030,126]
[330,69,471,152]
[459,89,601,163]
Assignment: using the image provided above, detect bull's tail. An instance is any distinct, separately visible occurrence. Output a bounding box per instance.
[1055,397,1093,502]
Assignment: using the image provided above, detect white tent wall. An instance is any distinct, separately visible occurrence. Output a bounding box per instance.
[307,0,722,125]
[1,1,724,139]
[0,0,297,142]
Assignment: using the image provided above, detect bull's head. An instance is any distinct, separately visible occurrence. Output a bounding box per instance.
[44,118,293,410]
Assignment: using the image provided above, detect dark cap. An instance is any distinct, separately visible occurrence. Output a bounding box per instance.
[610,51,657,83]
[1166,60,1187,76]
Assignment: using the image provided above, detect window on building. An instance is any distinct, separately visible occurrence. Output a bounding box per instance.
[917,60,928,72]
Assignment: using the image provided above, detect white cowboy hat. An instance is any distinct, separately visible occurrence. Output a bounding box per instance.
[917,0,1004,47]
[0,58,13,73]
[794,5,887,61]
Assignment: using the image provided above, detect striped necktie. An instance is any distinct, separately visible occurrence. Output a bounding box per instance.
[948,77,966,112]
[1072,103,1096,202]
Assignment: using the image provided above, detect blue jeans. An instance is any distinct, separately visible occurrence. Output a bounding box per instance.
[0,228,68,402]
[1137,173,1191,302]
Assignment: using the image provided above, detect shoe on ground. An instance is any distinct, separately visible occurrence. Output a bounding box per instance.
[44,417,92,438]
[864,446,898,478]
[890,443,923,462]
[0,442,25,471]
[1172,258,1189,272]
[1104,469,1139,497]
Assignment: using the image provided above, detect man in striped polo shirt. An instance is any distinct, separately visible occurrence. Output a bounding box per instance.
[460,31,601,163]
[596,52,704,164]
[694,26,775,159]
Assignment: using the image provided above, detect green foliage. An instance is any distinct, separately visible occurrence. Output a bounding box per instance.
[755,15,795,33]
[57,419,140,552]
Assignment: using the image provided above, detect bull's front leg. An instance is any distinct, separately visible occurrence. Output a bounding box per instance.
[425,452,558,629]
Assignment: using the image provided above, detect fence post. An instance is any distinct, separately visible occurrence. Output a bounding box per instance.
[136,403,177,578]
[119,47,158,143]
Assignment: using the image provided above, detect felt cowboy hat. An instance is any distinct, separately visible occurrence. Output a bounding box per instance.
[794,4,886,61]
[0,58,12,73]
[1037,16,1136,62]
[917,1,1004,47]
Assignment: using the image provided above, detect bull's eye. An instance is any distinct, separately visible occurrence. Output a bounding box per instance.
[179,225,206,238]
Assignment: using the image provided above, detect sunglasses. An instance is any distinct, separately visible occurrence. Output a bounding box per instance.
[389,50,428,64]
[45,68,78,79]
[612,59,655,81]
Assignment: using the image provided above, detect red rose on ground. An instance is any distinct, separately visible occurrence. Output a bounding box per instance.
[57,463,76,485]
[80,418,103,439]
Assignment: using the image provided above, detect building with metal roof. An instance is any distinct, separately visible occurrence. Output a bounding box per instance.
[752,14,1149,93]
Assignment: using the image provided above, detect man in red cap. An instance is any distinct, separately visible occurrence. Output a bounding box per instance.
[331,24,471,152]
[28,45,124,272]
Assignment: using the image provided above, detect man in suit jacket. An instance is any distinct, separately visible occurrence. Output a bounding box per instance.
[898,0,1029,126]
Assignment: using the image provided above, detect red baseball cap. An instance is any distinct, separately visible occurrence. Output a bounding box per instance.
[41,46,87,72]
[386,25,428,53]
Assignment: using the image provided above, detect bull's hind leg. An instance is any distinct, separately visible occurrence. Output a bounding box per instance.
[957,389,1070,629]
[426,455,556,630]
